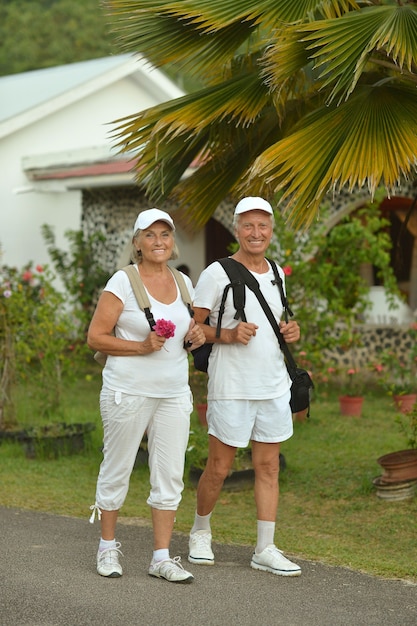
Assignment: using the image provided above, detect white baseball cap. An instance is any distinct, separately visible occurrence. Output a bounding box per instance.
[133,208,175,234]
[234,197,273,215]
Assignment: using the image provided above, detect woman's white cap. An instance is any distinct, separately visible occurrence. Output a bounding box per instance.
[133,208,175,234]
[234,197,273,215]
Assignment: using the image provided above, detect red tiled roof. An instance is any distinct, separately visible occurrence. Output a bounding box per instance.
[30,159,138,181]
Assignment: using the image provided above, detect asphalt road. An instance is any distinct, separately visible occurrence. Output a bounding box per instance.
[1,506,416,626]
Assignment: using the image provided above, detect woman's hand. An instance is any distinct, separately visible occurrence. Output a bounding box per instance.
[184,319,206,350]
[141,331,166,353]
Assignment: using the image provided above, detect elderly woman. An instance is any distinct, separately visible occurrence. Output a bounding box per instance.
[87,208,205,584]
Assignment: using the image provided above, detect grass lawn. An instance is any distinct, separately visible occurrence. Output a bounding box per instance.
[1,368,416,583]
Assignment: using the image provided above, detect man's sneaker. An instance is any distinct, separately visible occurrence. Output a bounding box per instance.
[188,530,215,565]
[148,556,194,584]
[250,544,301,577]
[96,542,123,577]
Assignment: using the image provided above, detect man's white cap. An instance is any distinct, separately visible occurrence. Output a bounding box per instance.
[234,197,273,215]
[133,208,175,234]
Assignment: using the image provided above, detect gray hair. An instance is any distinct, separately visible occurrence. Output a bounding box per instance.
[130,229,179,263]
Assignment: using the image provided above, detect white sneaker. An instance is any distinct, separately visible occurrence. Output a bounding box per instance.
[188,530,215,565]
[149,556,194,584]
[96,542,123,577]
[251,544,301,577]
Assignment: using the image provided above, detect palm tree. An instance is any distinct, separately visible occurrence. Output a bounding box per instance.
[103,0,417,230]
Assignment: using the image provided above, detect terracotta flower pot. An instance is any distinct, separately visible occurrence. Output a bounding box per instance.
[339,395,363,417]
[377,449,417,483]
[393,394,417,414]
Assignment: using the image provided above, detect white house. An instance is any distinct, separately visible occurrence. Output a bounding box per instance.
[0,53,212,285]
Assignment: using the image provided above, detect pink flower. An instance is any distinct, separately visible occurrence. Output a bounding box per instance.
[36,265,44,273]
[283,265,292,276]
[22,270,33,282]
[154,318,176,339]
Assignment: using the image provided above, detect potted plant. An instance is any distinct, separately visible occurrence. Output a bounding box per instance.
[331,361,366,417]
[372,323,417,413]
[373,402,417,499]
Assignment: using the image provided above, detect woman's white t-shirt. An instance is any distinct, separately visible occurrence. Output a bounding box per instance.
[101,268,194,397]
[193,260,291,400]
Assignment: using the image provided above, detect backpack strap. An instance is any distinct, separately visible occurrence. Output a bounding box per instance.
[216,258,247,337]
[169,267,194,319]
[122,264,194,331]
[122,264,155,330]
[217,258,298,374]
[266,258,294,322]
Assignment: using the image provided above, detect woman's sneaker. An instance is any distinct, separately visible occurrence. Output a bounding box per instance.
[188,530,215,565]
[250,544,301,577]
[96,542,123,577]
[149,556,194,584]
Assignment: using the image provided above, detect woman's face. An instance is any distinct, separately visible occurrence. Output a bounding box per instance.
[136,220,175,264]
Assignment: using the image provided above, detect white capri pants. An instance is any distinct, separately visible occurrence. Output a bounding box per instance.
[95,388,192,512]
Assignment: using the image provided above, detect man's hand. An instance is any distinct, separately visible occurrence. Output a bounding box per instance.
[279,320,300,344]
[230,322,259,345]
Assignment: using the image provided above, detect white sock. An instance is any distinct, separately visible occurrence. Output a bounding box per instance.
[99,538,116,552]
[153,548,169,563]
[191,511,212,534]
[255,520,275,554]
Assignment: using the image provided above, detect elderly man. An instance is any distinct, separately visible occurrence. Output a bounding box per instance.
[188,197,301,577]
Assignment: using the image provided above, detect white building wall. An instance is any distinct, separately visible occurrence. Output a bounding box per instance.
[0,73,206,278]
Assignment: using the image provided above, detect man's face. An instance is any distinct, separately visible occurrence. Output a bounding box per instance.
[235,210,273,256]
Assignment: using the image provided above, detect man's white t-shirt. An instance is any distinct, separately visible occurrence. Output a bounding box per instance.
[101,268,194,397]
[194,259,291,400]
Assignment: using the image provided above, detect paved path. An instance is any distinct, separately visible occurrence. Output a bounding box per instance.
[1,506,416,626]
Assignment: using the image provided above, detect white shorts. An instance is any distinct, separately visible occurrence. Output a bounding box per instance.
[95,388,192,512]
[207,390,293,448]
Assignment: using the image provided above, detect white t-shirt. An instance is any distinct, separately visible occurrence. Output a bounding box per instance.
[194,259,291,400]
[102,268,194,397]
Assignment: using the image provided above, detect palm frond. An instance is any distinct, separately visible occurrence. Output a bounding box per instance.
[299,5,417,102]
[166,0,360,28]
[173,109,283,230]
[103,0,360,76]
[246,84,417,228]
[111,70,271,160]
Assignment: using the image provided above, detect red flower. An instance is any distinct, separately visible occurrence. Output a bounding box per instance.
[22,270,33,282]
[283,265,292,276]
[154,318,176,339]
[35,265,44,273]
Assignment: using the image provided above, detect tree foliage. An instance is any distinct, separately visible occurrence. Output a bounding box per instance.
[268,193,400,364]
[0,0,116,76]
